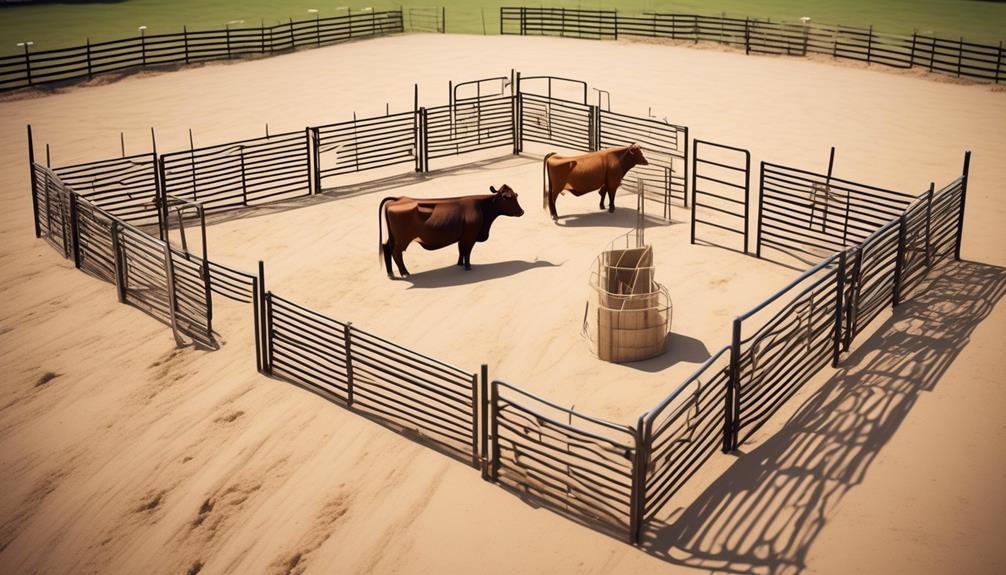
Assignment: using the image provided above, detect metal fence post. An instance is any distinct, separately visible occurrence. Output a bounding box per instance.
[996,40,1003,84]
[893,214,907,306]
[257,260,270,373]
[68,192,81,268]
[162,242,184,347]
[629,415,648,545]
[755,162,766,258]
[252,277,262,373]
[955,150,971,260]
[724,317,741,452]
[924,182,934,266]
[957,37,963,77]
[183,26,190,64]
[86,38,93,78]
[343,321,354,406]
[264,291,274,372]
[866,25,873,65]
[310,127,321,194]
[689,140,698,244]
[844,248,862,351]
[490,379,500,481]
[27,125,40,238]
[157,156,169,242]
[909,31,918,68]
[833,249,846,367]
[470,369,479,469]
[480,364,490,479]
[682,127,690,208]
[111,222,127,303]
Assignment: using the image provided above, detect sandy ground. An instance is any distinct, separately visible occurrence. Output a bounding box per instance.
[0,33,1004,575]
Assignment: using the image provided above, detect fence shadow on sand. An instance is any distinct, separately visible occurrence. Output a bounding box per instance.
[638,260,1006,574]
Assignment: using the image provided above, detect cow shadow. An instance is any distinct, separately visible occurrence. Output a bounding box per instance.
[402,259,560,289]
[618,332,711,373]
[557,207,678,229]
[638,260,1006,574]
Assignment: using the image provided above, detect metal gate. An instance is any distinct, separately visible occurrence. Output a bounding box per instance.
[690,139,750,252]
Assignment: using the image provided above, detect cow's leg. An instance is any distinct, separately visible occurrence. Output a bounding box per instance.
[460,241,475,270]
[599,186,608,210]
[457,242,466,267]
[608,185,617,213]
[392,240,410,278]
[383,237,394,278]
[548,175,561,220]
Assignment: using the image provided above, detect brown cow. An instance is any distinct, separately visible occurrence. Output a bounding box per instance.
[379,185,525,278]
[543,144,649,220]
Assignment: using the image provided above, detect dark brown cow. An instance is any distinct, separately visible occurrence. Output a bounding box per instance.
[379,185,524,278]
[543,144,649,220]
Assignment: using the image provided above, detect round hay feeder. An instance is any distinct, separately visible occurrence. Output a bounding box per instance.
[583,231,672,363]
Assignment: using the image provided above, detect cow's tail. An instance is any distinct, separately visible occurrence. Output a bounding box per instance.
[542,152,556,210]
[378,196,396,267]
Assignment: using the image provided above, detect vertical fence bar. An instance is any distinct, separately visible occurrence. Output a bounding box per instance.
[111,222,126,303]
[490,379,500,481]
[629,415,647,544]
[755,162,766,258]
[480,364,489,479]
[957,37,964,77]
[157,156,169,242]
[344,321,354,406]
[310,127,321,194]
[257,260,270,373]
[264,291,274,372]
[893,214,907,306]
[866,25,873,65]
[470,371,479,469]
[689,140,698,245]
[86,38,93,78]
[844,248,862,350]
[724,317,741,451]
[832,250,846,367]
[252,278,262,372]
[909,31,918,68]
[183,26,190,64]
[162,242,184,346]
[68,192,81,268]
[996,41,1003,84]
[955,150,971,260]
[27,125,40,238]
[682,127,690,208]
[924,182,934,266]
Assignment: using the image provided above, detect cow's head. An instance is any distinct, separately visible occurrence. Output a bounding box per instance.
[490,185,524,217]
[628,143,649,166]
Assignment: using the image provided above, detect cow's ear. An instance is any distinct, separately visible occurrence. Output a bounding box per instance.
[490,185,498,194]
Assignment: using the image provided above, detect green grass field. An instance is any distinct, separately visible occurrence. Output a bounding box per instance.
[1,0,1004,56]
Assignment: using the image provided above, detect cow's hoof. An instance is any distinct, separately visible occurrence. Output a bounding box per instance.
[387,273,395,279]
[608,206,615,213]
[464,265,472,271]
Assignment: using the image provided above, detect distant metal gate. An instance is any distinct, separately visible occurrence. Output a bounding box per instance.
[690,139,750,252]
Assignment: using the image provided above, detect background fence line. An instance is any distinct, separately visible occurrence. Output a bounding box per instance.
[0,10,404,92]
[501,7,1004,84]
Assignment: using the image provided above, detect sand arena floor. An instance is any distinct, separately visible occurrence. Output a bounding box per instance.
[0,33,1004,575]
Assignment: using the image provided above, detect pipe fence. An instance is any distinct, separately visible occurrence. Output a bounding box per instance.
[263,291,480,467]
[0,10,404,92]
[757,162,916,261]
[160,130,311,213]
[501,7,1004,84]
[25,69,974,549]
[52,153,160,227]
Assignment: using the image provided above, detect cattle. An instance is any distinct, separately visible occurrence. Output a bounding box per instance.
[543,144,649,220]
[378,185,525,278]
